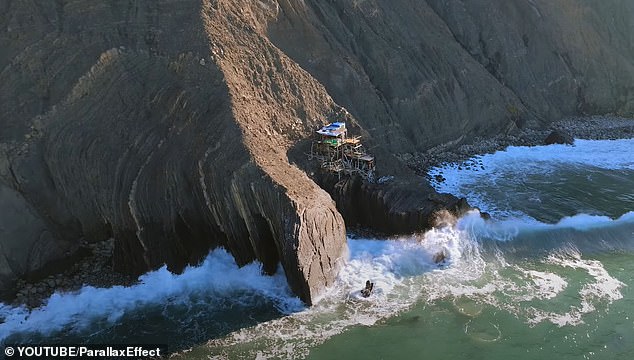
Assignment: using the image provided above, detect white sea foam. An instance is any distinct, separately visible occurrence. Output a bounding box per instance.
[0,222,480,357]
[0,249,303,342]
[202,139,633,356]
[2,211,624,358]
[196,222,483,359]
[178,205,631,358]
[3,141,630,357]
[425,139,631,328]
[521,250,626,327]
[429,138,634,214]
[456,209,634,245]
[419,239,624,329]
[518,269,568,301]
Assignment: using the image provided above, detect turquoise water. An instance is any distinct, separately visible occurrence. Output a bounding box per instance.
[1,139,633,359]
[309,140,634,360]
[308,252,634,360]
[0,251,304,352]
[191,139,634,359]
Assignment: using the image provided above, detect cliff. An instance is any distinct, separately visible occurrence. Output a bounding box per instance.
[1,0,348,304]
[1,0,633,303]
[268,0,634,152]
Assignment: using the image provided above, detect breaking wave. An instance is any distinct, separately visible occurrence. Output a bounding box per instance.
[0,250,303,347]
[192,139,633,358]
[182,210,629,358]
[1,209,629,358]
[429,138,634,219]
[2,139,632,358]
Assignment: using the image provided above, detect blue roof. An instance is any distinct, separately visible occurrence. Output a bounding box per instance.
[317,122,346,137]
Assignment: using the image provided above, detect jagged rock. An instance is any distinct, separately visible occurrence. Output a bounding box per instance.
[318,173,471,235]
[1,0,348,305]
[544,130,575,145]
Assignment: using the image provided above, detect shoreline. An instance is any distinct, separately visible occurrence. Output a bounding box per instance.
[11,239,136,308]
[8,115,634,309]
[403,115,634,176]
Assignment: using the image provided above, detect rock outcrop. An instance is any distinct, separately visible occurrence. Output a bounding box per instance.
[1,0,633,304]
[544,130,574,145]
[317,174,470,235]
[0,182,78,296]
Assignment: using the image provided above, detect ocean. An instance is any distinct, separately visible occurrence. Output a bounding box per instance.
[1,139,633,359]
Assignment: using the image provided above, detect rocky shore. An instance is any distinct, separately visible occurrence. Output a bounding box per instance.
[3,0,634,307]
[404,116,634,176]
[8,115,633,309]
[13,239,135,308]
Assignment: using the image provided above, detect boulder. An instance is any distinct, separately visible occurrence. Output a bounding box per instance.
[544,130,575,145]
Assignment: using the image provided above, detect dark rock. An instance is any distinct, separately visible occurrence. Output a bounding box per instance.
[544,130,574,145]
[0,183,77,299]
[317,173,472,236]
[479,212,492,221]
[0,1,349,305]
[361,280,374,298]
[432,252,447,264]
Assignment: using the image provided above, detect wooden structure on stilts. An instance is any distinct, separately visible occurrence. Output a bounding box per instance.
[308,122,375,182]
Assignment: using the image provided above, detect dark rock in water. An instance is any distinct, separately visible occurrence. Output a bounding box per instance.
[317,173,472,236]
[432,252,447,264]
[479,212,492,221]
[361,280,374,298]
[544,130,574,145]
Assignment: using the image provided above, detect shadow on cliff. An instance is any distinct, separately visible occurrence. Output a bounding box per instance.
[287,126,472,237]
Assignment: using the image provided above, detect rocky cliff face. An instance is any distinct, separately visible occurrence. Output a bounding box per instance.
[268,0,634,153]
[317,174,471,235]
[0,0,347,304]
[1,0,632,303]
